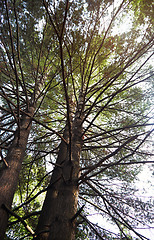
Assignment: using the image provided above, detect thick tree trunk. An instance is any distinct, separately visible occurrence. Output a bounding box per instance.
[35,111,83,240]
[0,106,35,239]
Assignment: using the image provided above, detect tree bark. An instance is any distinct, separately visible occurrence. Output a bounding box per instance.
[35,110,83,240]
[0,106,35,239]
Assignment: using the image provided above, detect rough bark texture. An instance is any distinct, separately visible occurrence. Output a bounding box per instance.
[35,109,83,240]
[0,106,35,239]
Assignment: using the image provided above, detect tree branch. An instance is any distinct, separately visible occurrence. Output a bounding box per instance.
[2,204,35,236]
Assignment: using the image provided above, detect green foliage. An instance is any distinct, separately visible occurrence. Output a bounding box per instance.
[131,0,154,24]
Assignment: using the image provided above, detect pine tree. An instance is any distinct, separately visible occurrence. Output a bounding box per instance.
[0,0,153,239]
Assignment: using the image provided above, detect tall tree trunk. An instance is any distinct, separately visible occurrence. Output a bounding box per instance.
[35,108,83,240]
[0,106,35,239]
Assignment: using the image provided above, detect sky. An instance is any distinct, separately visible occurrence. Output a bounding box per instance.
[86,165,154,239]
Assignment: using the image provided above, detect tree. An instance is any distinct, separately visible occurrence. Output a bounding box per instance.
[0,0,51,237]
[0,0,153,239]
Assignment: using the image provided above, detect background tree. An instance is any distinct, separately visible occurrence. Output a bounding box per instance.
[0,0,153,239]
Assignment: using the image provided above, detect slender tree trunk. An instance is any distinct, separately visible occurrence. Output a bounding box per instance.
[35,108,83,240]
[0,106,35,239]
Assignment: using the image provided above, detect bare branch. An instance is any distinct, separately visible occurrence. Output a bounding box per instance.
[2,204,35,236]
